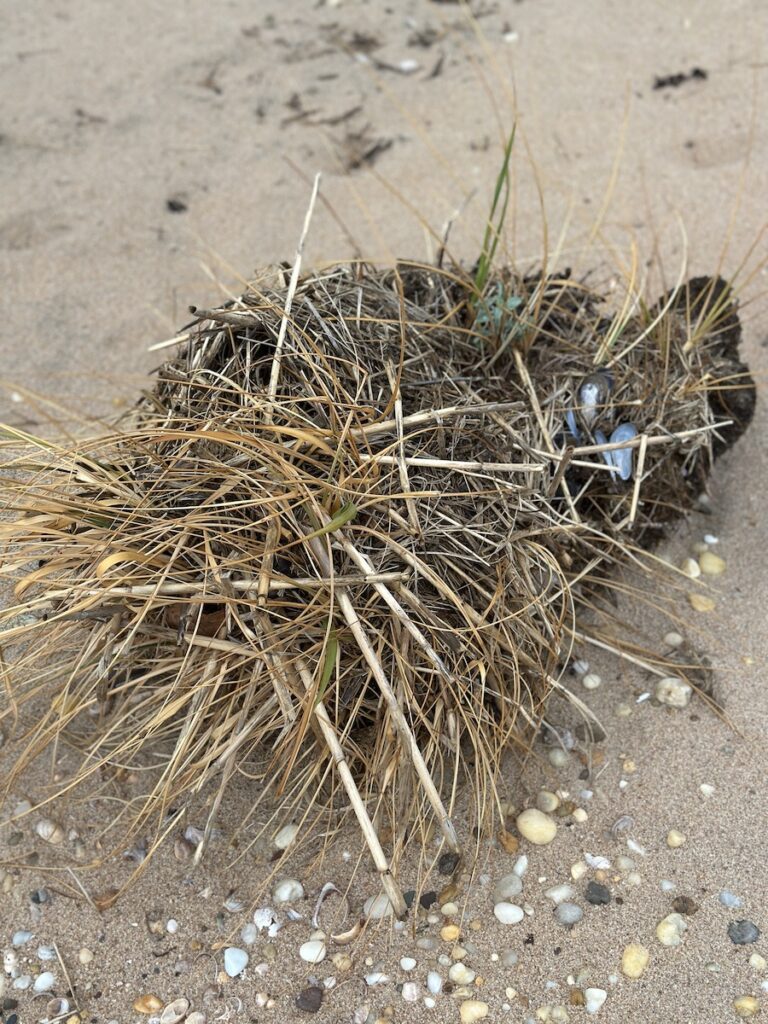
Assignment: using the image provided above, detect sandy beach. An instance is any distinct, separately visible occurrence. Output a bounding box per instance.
[1,2,767,1023]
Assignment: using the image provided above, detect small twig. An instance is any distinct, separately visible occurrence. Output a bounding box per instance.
[265,173,321,422]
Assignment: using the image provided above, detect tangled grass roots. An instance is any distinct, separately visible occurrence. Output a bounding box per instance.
[0,261,755,901]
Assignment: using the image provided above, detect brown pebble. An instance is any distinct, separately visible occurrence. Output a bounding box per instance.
[569,989,586,1006]
[672,895,699,915]
[498,829,519,854]
[441,924,461,942]
[133,995,164,1014]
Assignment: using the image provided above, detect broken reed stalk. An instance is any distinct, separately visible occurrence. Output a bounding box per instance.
[0,258,755,904]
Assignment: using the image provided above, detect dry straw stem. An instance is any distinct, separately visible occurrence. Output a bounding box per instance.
[0,252,755,899]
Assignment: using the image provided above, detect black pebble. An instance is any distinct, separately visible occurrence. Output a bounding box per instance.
[3,998,19,1010]
[728,920,761,945]
[166,198,188,213]
[585,881,611,905]
[672,895,699,916]
[403,889,416,908]
[438,851,460,875]
[419,890,438,909]
[295,986,324,1013]
[7,1014,19,1024]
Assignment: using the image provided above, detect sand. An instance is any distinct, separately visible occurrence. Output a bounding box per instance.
[1,1,767,1022]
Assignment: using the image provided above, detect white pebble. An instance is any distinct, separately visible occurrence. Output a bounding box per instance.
[449,962,477,985]
[11,932,33,948]
[660,879,675,892]
[555,903,583,926]
[273,823,299,850]
[365,971,389,986]
[666,829,686,848]
[663,631,684,648]
[13,975,32,990]
[699,783,716,799]
[37,947,55,961]
[427,971,443,994]
[750,954,767,972]
[424,996,436,1009]
[441,901,459,917]
[719,890,743,909]
[224,947,249,977]
[585,987,607,1013]
[494,902,525,924]
[402,981,420,1002]
[655,677,692,708]
[364,893,394,919]
[400,957,416,971]
[241,923,258,945]
[656,913,687,947]
[299,940,326,965]
[573,807,588,823]
[513,855,529,877]
[272,878,304,903]
[571,861,588,881]
[545,884,575,905]
[548,749,569,768]
[166,919,179,934]
[572,659,590,675]
[680,557,701,578]
[582,673,602,690]
[33,972,55,993]
[516,808,557,845]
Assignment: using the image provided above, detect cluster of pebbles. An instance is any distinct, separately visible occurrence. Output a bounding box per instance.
[1,531,764,1022]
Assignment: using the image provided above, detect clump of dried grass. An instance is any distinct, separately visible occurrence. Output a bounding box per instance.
[0,257,754,907]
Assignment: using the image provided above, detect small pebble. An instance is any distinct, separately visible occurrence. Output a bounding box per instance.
[700,783,716,799]
[719,891,744,909]
[364,894,394,920]
[555,903,583,927]
[274,823,299,850]
[672,895,699,916]
[78,948,93,965]
[32,972,55,993]
[427,971,443,995]
[441,901,459,917]
[666,830,686,848]
[364,971,389,986]
[438,851,461,875]
[441,924,460,942]
[273,878,304,903]
[585,882,611,905]
[449,963,476,985]
[299,941,327,964]
[459,1000,489,1023]
[11,933,33,948]
[688,593,715,612]
[513,855,529,877]
[621,944,649,979]
[34,819,64,845]
[571,862,588,881]
[699,551,726,576]
[548,749,569,768]
[728,921,761,946]
[571,660,589,675]
[494,873,523,902]
[401,981,420,1002]
[545,884,575,905]
[133,995,164,1014]
[185,1015,206,1024]
[241,923,257,945]
[295,986,323,1013]
[400,957,416,971]
[655,677,692,709]
[584,988,607,1014]
[680,557,701,578]
[494,903,524,925]
[517,809,558,845]
[224,948,249,977]
[663,631,684,648]
[733,996,759,1018]
[582,673,602,690]
[537,790,561,813]
[656,913,687,947]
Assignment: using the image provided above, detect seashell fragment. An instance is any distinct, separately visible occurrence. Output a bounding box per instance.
[578,370,613,426]
[34,819,65,845]
[607,422,638,480]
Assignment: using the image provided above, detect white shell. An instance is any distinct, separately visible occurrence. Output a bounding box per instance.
[161,997,190,1024]
[33,971,55,993]
[363,893,394,920]
[34,819,65,844]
